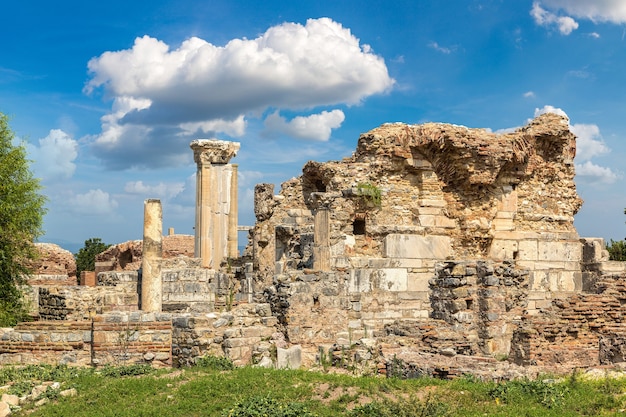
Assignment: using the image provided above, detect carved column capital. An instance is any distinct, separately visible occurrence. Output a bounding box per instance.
[310,192,340,210]
[190,139,240,165]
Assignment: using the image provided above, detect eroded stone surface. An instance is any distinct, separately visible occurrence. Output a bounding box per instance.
[252,113,582,285]
[190,139,240,165]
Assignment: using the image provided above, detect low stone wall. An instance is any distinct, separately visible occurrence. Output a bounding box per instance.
[162,268,223,312]
[1,303,284,369]
[32,266,241,324]
[37,283,139,321]
[28,274,76,286]
[172,303,279,367]
[0,313,172,367]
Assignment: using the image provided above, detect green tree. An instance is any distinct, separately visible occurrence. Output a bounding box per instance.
[74,238,110,279]
[606,208,626,261]
[0,113,46,326]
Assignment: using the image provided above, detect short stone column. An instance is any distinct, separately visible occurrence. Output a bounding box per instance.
[141,199,162,312]
[311,192,336,272]
[190,139,240,269]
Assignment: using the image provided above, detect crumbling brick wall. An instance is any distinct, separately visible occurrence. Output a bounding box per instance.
[503,237,626,370]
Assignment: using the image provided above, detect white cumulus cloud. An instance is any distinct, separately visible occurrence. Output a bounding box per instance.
[576,161,620,184]
[28,129,78,182]
[534,105,618,184]
[569,124,610,161]
[531,2,579,35]
[264,110,345,141]
[69,189,119,215]
[179,116,246,137]
[539,0,626,24]
[85,18,394,169]
[534,105,568,119]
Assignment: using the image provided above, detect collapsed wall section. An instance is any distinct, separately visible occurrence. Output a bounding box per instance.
[265,259,530,366]
[251,113,584,306]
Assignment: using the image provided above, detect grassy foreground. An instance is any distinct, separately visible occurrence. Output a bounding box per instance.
[3,359,626,416]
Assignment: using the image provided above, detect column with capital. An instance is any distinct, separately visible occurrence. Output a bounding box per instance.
[190,140,240,269]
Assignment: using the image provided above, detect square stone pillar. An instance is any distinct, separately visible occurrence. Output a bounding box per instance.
[190,140,240,269]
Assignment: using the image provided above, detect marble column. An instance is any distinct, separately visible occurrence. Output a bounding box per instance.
[141,199,162,312]
[190,139,240,269]
[228,164,239,258]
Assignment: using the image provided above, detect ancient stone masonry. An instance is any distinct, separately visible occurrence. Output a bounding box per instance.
[28,243,76,286]
[252,113,583,301]
[95,235,195,274]
[508,238,626,372]
[246,113,616,374]
[6,114,626,378]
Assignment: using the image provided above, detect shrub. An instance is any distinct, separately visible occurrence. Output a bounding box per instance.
[98,364,154,377]
[348,396,450,417]
[356,182,382,208]
[488,378,569,409]
[222,395,317,417]
[195,355,235,371]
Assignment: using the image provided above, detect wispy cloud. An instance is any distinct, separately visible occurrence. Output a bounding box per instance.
[533,1,626,35]
[124,181,185,198]
[68,189,119,215]
[531,2,579,35]
[428,41,455,54]
[576,161,621,184]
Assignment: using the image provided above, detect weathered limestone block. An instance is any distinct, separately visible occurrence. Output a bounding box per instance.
[277,345,302,369]
[537,241,582,262]
[383,234,452,260]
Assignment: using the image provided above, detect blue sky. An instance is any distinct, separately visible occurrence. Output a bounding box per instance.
[1,0,624,252]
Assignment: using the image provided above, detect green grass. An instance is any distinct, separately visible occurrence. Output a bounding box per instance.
[3,362,626,416]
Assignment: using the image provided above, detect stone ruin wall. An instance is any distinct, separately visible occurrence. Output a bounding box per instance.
[3,113,626,377]
[249,113,587,364]
[253,113,582,297]
[95,234,195,274]
[27,243,76,286]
